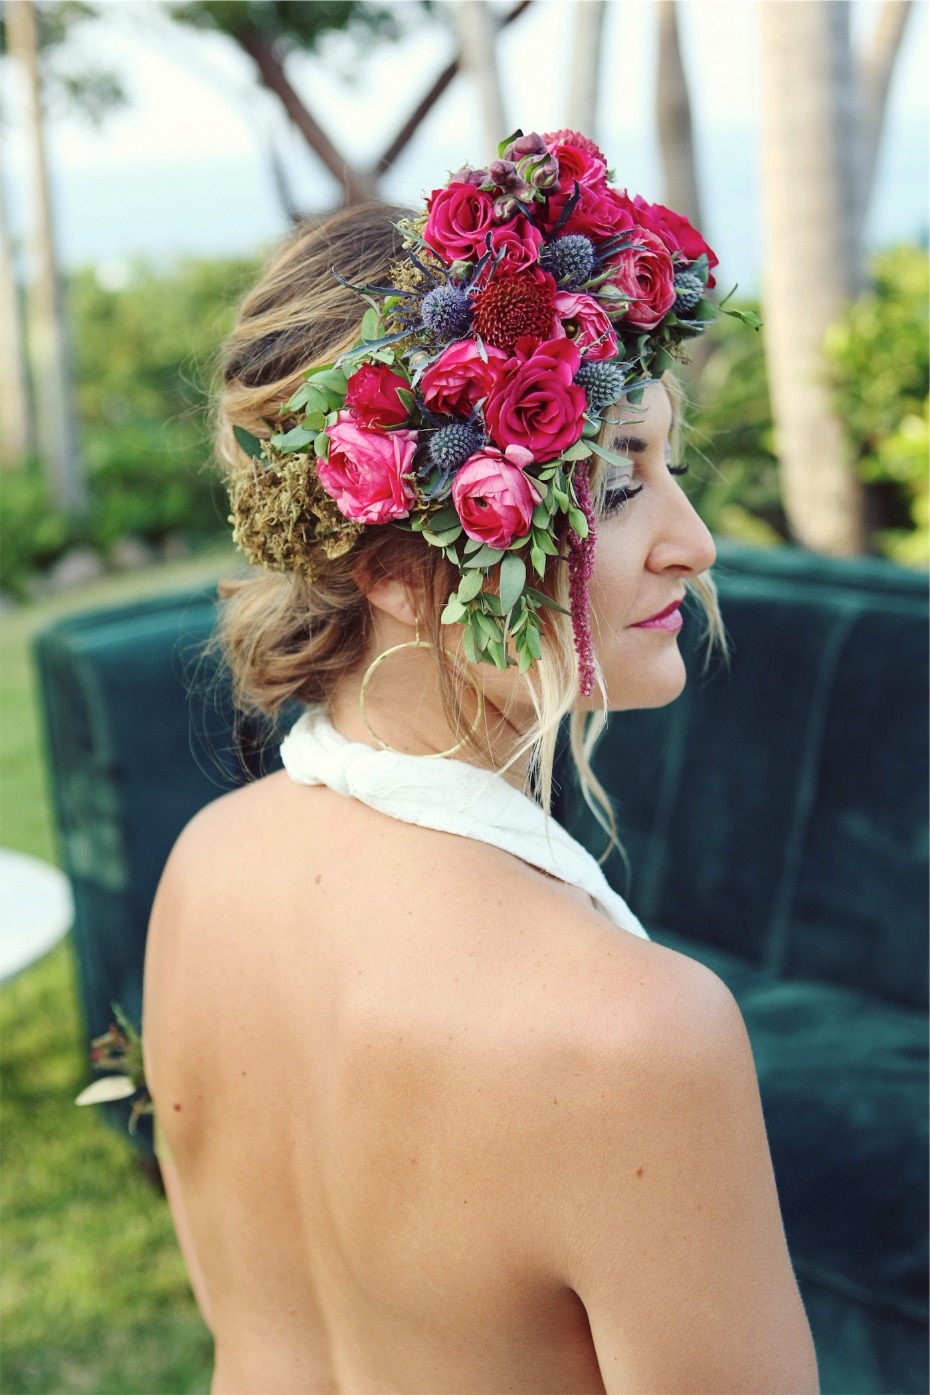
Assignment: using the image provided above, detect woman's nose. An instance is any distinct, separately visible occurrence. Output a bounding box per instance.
[648,487,716,577]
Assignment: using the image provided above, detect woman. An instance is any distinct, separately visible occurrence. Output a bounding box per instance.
[143,131,817,1394]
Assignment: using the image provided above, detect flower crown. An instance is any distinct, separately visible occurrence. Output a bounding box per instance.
[230,128,744,695]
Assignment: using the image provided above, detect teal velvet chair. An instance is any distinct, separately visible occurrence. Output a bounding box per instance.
[36,542,928,1394]
[554,540,929,1395]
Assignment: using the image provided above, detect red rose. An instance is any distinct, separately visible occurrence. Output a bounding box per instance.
[424,183,496,263]
[420,340,508,417]
[345,363,410,428]
[615,192,718,288]
[542,183,633,241]
[544,136,607,190]
[452,445,541,549]
[483,215,545,278]
[485,338,587,460]
[607,228,677,330]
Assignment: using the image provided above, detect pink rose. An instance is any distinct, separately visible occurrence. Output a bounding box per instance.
[420,340,508,417]
[424,183,496,263]
[615,192,718,288]
[607,228,676,330]
[345,363,410,428]
[452,445,541,549]
[317,413,417,525]
[485,338,587,460]
[483,215,545,278]
[544,136,607,190]
[552,292,619,361]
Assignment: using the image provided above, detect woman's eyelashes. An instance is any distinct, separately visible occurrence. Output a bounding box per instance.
[599,452,688,516]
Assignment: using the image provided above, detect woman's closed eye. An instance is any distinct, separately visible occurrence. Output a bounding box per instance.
[600,460,689,517]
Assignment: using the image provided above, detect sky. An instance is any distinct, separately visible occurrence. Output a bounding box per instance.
[5,0,929,294]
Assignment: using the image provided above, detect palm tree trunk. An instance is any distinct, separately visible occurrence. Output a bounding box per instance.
[454,1,507,152]
[759,0,866,554]
[0,139,33,466]
[6,0,84,510]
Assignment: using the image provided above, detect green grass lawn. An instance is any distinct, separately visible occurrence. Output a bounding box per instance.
[1,546,240,1395]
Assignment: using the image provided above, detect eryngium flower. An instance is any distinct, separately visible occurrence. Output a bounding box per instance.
[421,284,472,339]
[539,234,595,288]
[673,270,704,314]
[574,360,627,413]
[428,421,484,472]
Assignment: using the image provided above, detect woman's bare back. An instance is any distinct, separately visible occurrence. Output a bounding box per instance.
[144,770,817,1395]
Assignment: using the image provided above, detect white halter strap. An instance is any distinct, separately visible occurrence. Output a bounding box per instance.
[280,707,648,941]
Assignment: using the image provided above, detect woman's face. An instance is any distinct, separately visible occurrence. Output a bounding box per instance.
[579,381,716,712]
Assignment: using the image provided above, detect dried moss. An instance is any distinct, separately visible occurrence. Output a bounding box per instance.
[227,453,364,578]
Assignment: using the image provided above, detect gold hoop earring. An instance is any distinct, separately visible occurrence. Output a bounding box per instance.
[358,619,485,759]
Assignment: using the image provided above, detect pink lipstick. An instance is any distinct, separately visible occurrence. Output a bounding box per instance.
[632,599,684,632]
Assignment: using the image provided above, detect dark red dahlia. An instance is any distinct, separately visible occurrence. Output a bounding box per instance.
[472,271,556,352]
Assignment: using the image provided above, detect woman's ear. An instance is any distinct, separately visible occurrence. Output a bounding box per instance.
[351,556,419,630]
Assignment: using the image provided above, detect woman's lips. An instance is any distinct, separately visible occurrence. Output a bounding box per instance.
[632,599,684,632]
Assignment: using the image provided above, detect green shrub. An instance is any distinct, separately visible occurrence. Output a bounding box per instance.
[824,244,929,566]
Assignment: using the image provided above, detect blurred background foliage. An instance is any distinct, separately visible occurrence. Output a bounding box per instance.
[3,239,925,599]
[1,256,256,597]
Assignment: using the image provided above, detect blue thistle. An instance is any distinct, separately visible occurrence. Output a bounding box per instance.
[428,421,483,472]
[420,284,472,339]
[575,361,627,413]
[539,235,595,289]
[673,271,704,315]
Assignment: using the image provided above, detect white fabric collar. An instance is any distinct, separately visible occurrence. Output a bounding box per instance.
[280,707,648,941]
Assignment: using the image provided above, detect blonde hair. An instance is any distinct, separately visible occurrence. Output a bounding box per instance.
[213,205,724,861]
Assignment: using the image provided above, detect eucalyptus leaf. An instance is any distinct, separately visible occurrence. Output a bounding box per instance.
[422,525,463,547]
[526,622,543,660]
[463,545,505,569]
[360,307,380,341]
[441,595,468,624]
[233,425,264,460]
[530,545,546,578]
[586,440,635,469]
[498,553,526,613]
[561,439,593,461]
[428,505,461,532]
[270,425,316,452]
[568,507,589,538]
[456,570,484,602]
[532,502,550,529]
[469,613,490,655]
[524,587,571,616]
[462,624,479,664]
[474,609,501,645]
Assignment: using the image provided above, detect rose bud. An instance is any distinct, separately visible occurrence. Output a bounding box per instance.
[528,155,560,191]
[450,164,489,186]
[493,194,520,221]
[503,132,548,162]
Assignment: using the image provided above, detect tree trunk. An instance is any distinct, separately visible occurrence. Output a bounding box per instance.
[6,0,84,510]
[0,140,33,467]
[656,0,703,230]
[454,1,506,154]
[759,0,866,555]
[857,0,912,236]
[567,0,606,138]
[237,31,377,204]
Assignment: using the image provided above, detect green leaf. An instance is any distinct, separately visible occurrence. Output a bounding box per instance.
[581,418,601,439]
[428,505,461,532]
[396,388,416,414]
[233,425,264,459]
[469,612,490,655]
[473,609,501,644]
[360,307,380,341]
[568,507,589,537]
[441,595,467,624]
[463,544,506,569]
[517,646,534,674]
[498,553,526,613]
[285,383,311,413]
[586,439,635,469]
[311,367,348,396]
[524,586,571,615]
[314,432,330,461]
[530,545,546,578]
[561,439,593,461]
[485,636,507,670]
[533,528,560,556]
[301,385,332,415]
[270,425,316,451]
[721,305,763,330]
[462,623,479,663]
[422,525,463,547]
[303,411,326,433]
[531,502,550,529]
[526,621,543,660]
[456,570,484,602]
[498,127,522,158]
